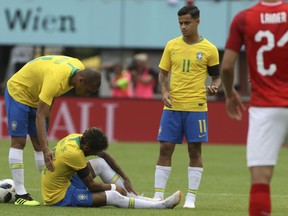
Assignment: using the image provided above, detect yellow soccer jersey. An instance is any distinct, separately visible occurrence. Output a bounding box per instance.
[7,55,84,108]
[159,36,219,111]
[41,133,87,205]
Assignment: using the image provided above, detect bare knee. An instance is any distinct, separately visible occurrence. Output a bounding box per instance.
[11,136,26,149]
[157,142,175,166]
[250,166,274,184]
[88,157,108,177]
[188,142,203,167]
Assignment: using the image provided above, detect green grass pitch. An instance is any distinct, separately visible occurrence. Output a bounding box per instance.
[0,139,288,216]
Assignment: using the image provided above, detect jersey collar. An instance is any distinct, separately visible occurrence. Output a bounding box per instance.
[261,1,283,6]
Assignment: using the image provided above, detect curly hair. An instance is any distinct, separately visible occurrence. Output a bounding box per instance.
[80,127,108,153]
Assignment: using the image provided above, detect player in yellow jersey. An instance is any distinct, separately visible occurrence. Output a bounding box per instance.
[41,127,181,208]
[153,5,221,208]
[4,55,101,206]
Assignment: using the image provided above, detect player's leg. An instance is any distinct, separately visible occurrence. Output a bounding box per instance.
[249,166,273,216]
[247,107,287,216]
[68,174,164,207]
[54,179,181,209]
[154,110,181,200]
[88,157,154,200]
[5,88,40,206]
[104,190,181,209]
[183,111,207,208]
[28,107,48,175]
[88,157,124,187]
[30,136,44,174]
[184,142,203,208]
[153,142,175,200]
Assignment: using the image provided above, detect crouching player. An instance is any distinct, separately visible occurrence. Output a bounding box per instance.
[41,127,181,208]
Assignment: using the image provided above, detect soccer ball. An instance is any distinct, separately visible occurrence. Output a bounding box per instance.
[0,179,16,203]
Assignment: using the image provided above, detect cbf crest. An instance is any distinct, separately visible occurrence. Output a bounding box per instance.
[197,52,203,60]
[77,194,88,201]
[11,121,17,131]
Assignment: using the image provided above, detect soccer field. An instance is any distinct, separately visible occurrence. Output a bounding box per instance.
[0,139,288,216]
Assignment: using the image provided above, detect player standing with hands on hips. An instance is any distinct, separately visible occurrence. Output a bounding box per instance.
[221,1,288,215]
[5,55,101,206]
[153,5,221,208]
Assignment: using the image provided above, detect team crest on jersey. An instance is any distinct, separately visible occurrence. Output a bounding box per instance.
[197,52,203,60]
[11,120,17,131]
[77,194,88,201]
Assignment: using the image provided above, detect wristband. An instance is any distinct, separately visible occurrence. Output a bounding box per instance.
[110,184,116,191]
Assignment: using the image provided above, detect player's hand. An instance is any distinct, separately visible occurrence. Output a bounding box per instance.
[162,91,173,108]
[225,90,246,120]
[206,86,218,96]
[124,179,138,196]
[116,185,127,196]
[43,147,54,172]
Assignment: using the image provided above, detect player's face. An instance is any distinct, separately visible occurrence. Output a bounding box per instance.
[84,148,98,157]
[178,14,198,37]
[82,145,98,157]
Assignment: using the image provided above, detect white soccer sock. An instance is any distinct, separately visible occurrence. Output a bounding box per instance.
[153,165,171,200]
[9,148,26,195]
[89,157,123,184]
[105,191,165,209]
[34,151,44,174]
[186,167,203,201]
[89,158,138,197]
[89,158,159,200]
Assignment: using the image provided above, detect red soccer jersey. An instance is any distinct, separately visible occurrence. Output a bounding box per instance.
[225,1,288,107]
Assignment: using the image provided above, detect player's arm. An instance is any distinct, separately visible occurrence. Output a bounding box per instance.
[77,166,126,195]
[220,50,238,97]
[159,68,172,108]
[220,49,246,120]
[96,150,137,195]
[36,100,54,171]
[46,98,55,128]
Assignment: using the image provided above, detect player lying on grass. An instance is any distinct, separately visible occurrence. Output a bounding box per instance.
[41,127,181,208]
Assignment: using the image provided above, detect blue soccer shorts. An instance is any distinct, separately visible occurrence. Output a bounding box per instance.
[4,88,48,136]
[157,110,208,144]
[54,175,93,207]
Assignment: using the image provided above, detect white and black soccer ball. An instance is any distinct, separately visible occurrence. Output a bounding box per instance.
[0,179,16,203]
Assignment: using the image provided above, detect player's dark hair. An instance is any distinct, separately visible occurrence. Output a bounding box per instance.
[80,68,101,89]
[81,127,108,153]
[177,5,200,19]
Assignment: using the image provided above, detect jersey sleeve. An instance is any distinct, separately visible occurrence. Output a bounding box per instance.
[159,42,172,72]
[208,45,220,67]
[39,76,60,105]
[225,10,246,52]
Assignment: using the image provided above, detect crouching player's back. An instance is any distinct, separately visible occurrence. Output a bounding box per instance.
[41,133,88,205]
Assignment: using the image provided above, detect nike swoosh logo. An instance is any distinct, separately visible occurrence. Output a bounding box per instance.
[198,134,206,138]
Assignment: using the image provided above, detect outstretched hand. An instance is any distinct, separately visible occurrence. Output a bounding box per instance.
[43,147,54,172]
